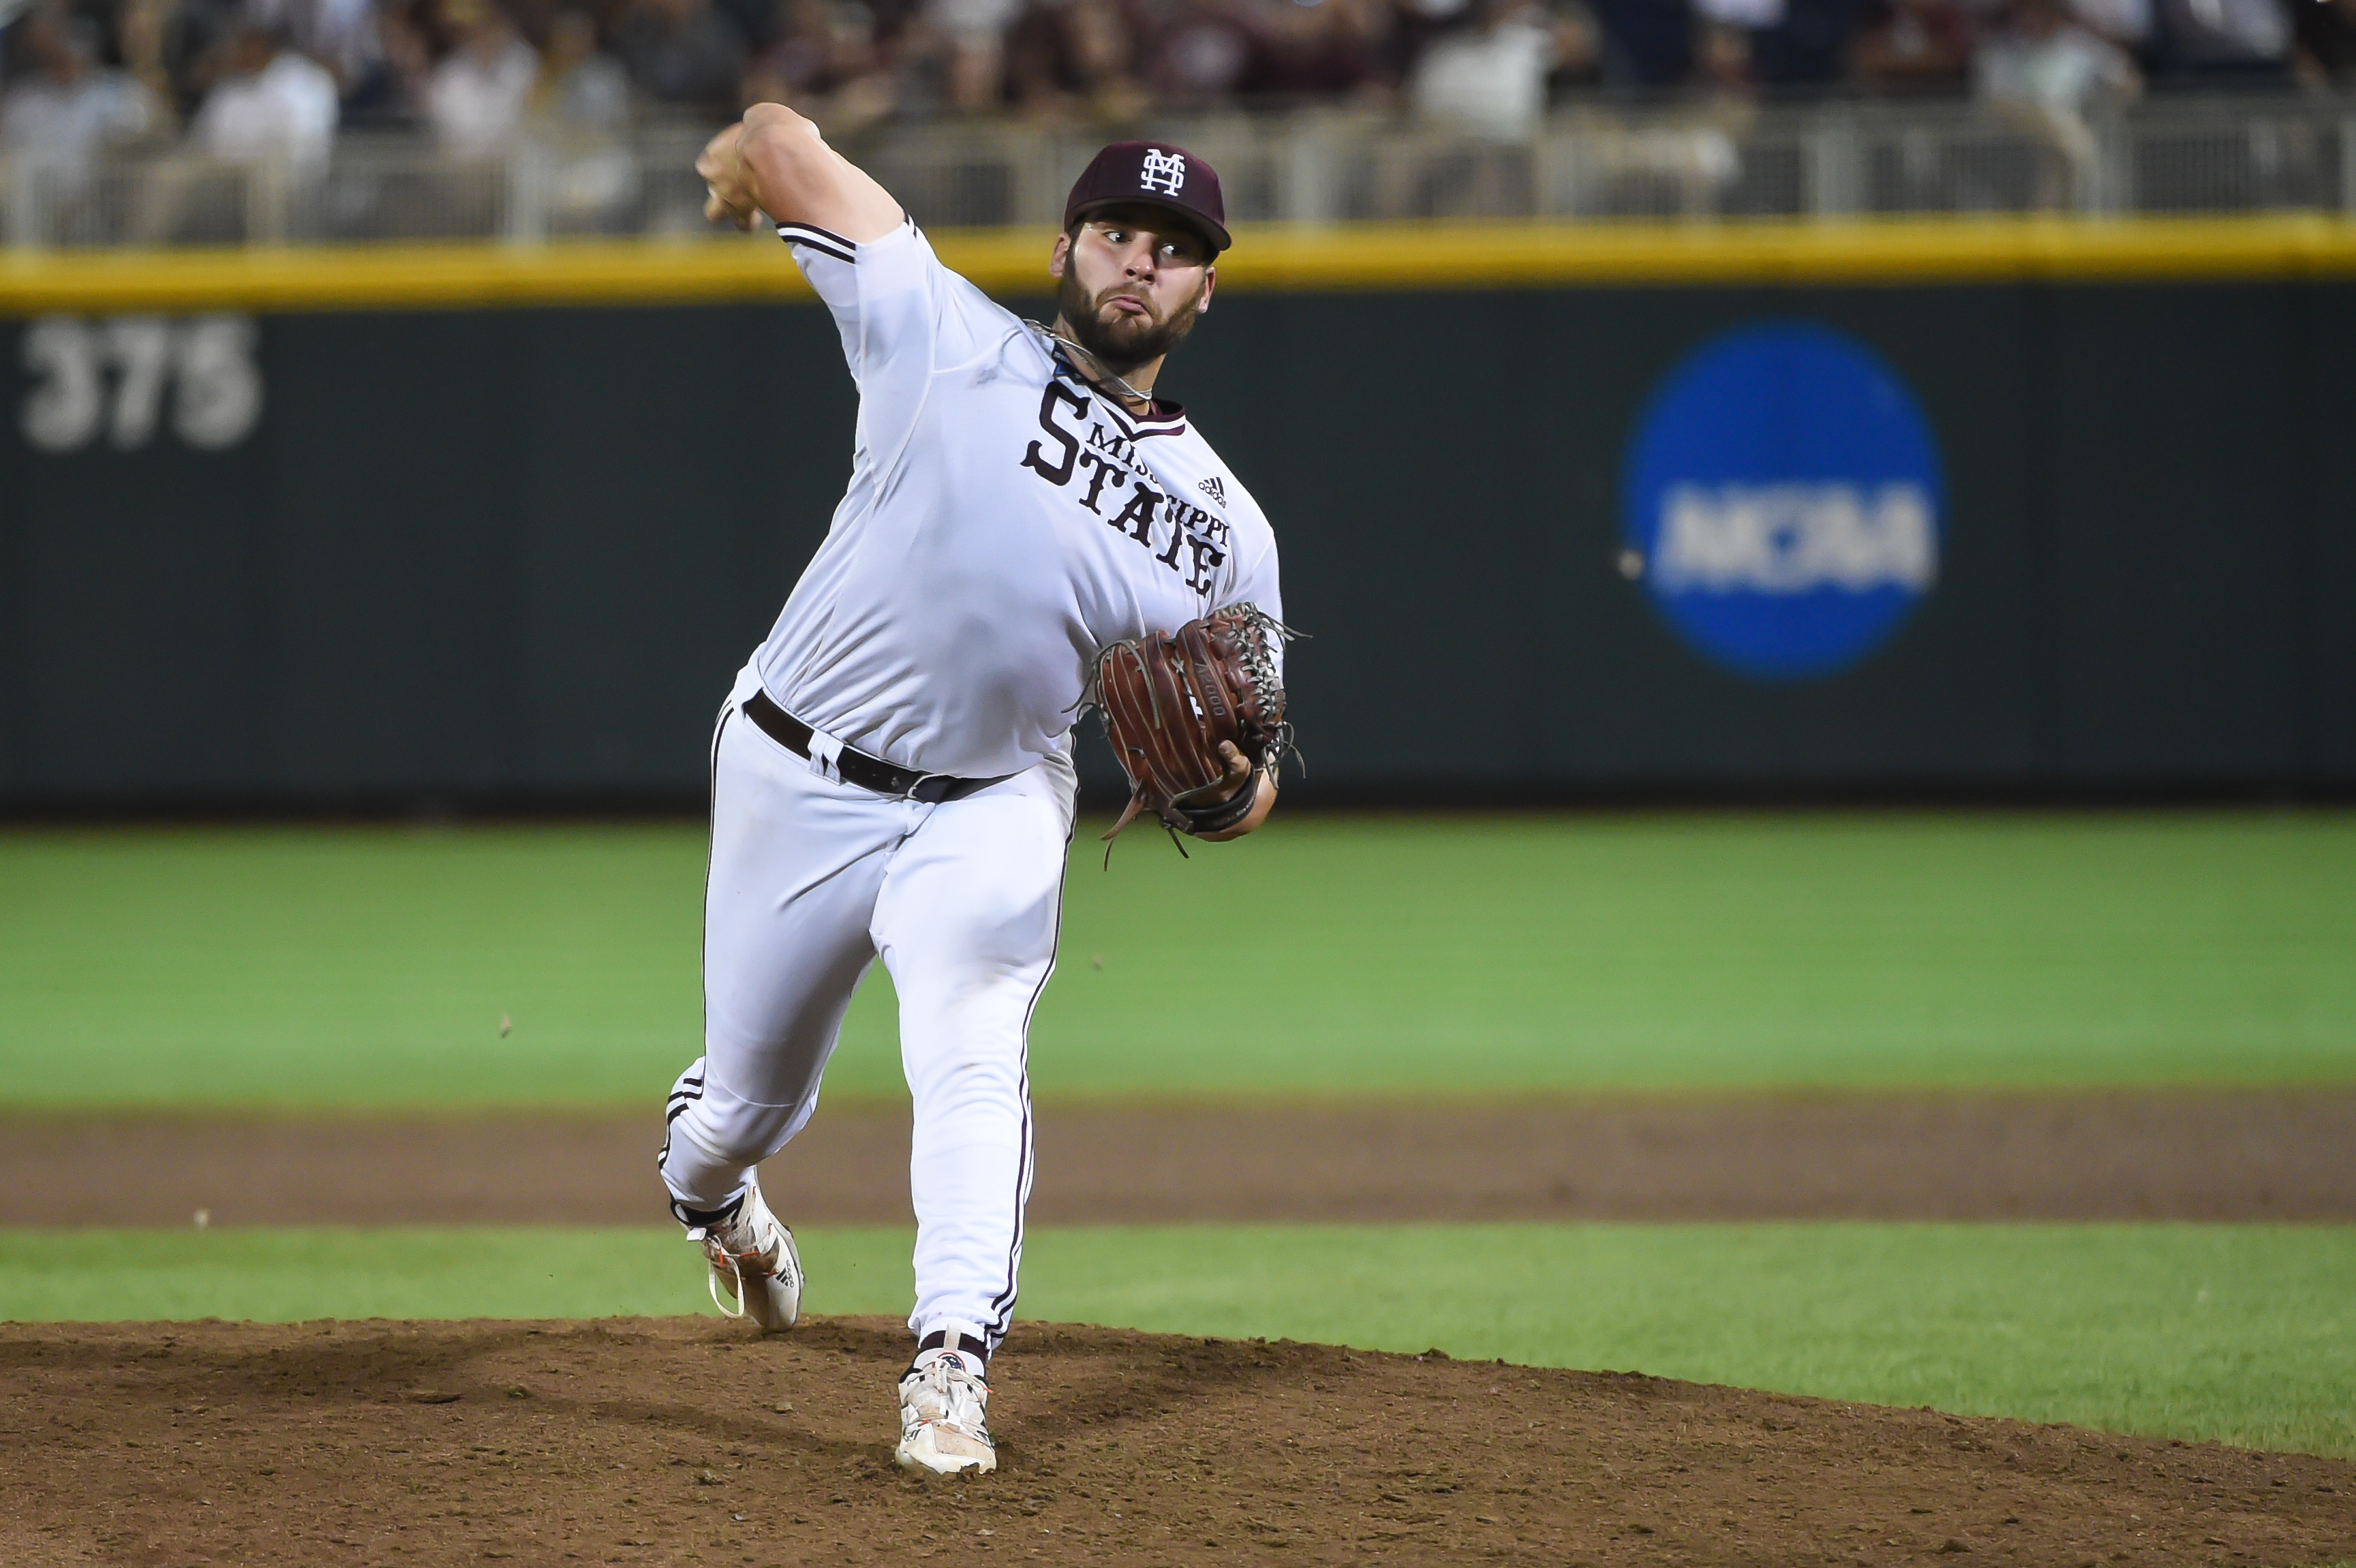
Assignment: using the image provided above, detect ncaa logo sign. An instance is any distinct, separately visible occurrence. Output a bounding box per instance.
[1621,323,1943,681]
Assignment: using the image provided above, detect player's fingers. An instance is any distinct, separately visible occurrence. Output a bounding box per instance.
[694,122,743,183]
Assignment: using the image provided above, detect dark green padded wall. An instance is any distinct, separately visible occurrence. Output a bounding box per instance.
[1,280,2349,803]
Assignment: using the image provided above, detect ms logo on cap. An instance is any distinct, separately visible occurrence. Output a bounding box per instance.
[1621,322,1944,681]
[1139,149,1187,195]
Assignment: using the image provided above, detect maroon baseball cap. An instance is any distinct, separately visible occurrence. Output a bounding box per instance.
[1062,141,1231,254]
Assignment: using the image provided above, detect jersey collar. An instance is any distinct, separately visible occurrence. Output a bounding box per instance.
[1043,341,1187,437]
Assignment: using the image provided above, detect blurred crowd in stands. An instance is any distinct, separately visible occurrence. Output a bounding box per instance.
[6,0,2356,172]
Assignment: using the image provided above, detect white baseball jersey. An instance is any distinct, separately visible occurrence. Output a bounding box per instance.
[752,216,1284,780]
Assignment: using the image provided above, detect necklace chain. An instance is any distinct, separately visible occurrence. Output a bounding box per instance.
[1029,320,1156,407]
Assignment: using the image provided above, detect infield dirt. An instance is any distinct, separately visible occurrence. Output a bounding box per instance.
[7,1090,2354,1227]
[6,1315,2354,1568]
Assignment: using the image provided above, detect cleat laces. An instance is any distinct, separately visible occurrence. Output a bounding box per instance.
[690,1217,773,1321]
[906,1353,992,1445]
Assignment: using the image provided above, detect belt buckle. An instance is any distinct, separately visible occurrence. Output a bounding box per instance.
[906,773,955,805]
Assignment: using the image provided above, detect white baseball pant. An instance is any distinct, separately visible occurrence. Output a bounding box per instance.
[659,668,1077,1353]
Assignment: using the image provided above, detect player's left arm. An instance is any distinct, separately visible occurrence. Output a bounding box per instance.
[1192,521,1283,843]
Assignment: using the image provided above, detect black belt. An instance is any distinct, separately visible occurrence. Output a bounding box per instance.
[741,689,1009,804]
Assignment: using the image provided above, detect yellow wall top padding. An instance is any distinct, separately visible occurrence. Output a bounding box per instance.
[6,215,2356,314]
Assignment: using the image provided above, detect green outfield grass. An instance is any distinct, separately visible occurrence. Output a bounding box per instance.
[4,810,2356,1106]
[4,1222,2350,1460]
[1,813,2351,1107]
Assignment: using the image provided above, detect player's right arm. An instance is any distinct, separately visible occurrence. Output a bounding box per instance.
[698,103,902,244]
[702,104,1011,456]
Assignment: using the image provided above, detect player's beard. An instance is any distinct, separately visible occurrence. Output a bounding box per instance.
[1056,267,1204,381]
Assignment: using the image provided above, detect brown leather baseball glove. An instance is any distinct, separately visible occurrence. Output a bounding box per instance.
[1093,603,1295,853]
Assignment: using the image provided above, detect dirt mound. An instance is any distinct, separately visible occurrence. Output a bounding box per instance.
[3,1317,2349,1566]
[10,1090,2355,1227]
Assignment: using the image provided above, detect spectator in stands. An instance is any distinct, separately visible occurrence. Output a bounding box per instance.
[1383,0,1462,82]
[111,0,183,127]
[742,0,894,125]
[1589,0,1698,83]
[612,0,748,118]
[527,7,639,224]
[1976,0,2136,204]
[1005,0,1147,117]
[1685,0,1764,89]
[920,0,1022,110]
[1850,0,1974,89]
[191,17,339,171]
[40,0,2337,178]
[2062,0,2150,50]
[1976,0,2137,110]
[749,0,854,101]
[246,0,389,102]
[716,0,787,56]
[1248,0,1393,100]
[1746,0,1871,82]
[534,3,632,127]
[379,0,530,125]
[157,0,245,119]
[1411,0,1589,132]
[2294,0,2356,81]
[2147,0,2289,77]
[1,5,158,184]
[1144,0,1257,106]
[426,0,538,147]
[1695,9,1752,80]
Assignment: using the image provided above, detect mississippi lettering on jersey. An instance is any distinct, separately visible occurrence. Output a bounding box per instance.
[750,217,1283,782]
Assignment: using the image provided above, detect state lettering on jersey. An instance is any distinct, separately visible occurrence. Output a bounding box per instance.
[1020,379,1229,594]
[1074,450,1127,513]
[1107,482,1162,545]
[1019,380,1090,485]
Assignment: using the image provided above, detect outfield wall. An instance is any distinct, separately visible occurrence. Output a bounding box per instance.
[5,219,2355,805]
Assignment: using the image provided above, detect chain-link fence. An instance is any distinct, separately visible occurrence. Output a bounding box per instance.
[6,96,2353,247]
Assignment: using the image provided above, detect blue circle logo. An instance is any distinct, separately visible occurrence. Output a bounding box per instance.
[1621,323,1944,681]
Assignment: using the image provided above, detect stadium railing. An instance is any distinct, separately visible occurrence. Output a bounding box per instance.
[5,94,2356,249]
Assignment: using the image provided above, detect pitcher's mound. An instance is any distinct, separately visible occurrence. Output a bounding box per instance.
[3,1316,2349,1565]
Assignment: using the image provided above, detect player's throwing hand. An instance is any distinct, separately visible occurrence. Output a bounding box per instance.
[696,126,755,228]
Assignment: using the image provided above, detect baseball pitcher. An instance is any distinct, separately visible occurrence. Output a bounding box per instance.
[658,110,1286,1475]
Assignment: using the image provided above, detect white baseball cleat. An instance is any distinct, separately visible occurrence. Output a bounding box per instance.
[685,1175,801,1332]
[896,1344,996,1475]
